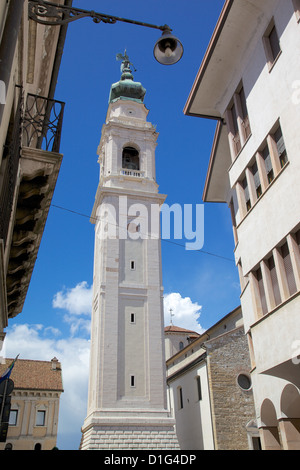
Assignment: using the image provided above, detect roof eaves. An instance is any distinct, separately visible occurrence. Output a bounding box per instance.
[183,0,234,119]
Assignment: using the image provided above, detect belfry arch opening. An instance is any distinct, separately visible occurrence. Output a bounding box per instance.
[122,146,140,171]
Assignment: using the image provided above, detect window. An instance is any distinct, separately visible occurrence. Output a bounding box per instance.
[226,85,251,160]
[262,144,274,184]
[237,373,252,391]
[8,410,18,426]
[130,313,135,324]
[255,267,268,315]
[251,230,300,318]
[179,341,184,350]
[130,375,135,387]
[36,410,45,426]
[280,242,297,296]
[130,260,135,270]
[263,21,281,68]
[251,161,262,199]
[236,124,289,223]
[196,376,202,401]
[122,146,139,170]
[296,229,300,254]
[242,176,251,212]
[177,386,183,409]
[292,0,300,21]
[230,102,241,155]
[268,26,281,61]
[274,126,287,168]
[239,87,251,139]
[267,255,282,306]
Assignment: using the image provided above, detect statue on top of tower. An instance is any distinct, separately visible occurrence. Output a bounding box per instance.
[116,49,137,73]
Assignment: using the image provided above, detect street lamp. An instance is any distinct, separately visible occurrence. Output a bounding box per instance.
[28,0,184,65]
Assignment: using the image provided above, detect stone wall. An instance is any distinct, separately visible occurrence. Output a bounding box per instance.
[206,326,256,450]
[80,425,180,450]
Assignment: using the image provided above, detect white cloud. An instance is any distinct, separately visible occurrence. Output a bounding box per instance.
[163,292,204,334]
[3,323,90,450]
[2,284,204,450]
[52,281,93,316]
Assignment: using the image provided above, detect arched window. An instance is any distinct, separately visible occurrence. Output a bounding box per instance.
[122,146,139,170]
[179,341,184,350]
[34,443,42,450]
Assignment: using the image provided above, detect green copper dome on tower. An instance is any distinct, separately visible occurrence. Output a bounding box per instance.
[109,51,146,104]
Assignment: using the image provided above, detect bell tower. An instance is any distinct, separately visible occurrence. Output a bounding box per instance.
[80,53,179,450]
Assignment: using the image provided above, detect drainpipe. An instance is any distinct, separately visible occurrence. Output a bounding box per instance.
[0,0,25,125]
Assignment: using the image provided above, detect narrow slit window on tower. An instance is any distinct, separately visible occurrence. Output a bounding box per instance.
[196,376,202,401]
[130,375,135,387]
[130,313,135,323]
[130,260,135,270]
[178,386,183,409]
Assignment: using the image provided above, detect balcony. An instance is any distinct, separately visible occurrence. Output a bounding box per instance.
[0,91,65,321]
[120,169,145,178]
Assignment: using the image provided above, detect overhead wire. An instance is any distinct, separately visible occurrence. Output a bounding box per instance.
[50,203,235,263]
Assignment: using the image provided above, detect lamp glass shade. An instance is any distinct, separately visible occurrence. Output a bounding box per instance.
[153,30,183,65]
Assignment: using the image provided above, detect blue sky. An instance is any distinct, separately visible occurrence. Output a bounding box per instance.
[3,0,241,450]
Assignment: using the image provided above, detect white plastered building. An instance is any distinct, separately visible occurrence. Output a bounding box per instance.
[184,0,300,450]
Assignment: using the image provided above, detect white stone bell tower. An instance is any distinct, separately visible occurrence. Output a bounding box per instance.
[80,53,179,450]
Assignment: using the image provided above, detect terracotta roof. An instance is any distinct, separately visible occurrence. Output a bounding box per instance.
[0,358,63,392]
[164,325,200,336]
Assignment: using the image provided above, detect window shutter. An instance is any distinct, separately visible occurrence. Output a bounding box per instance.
[242,177,251,211]
[262,146,273,173]
[274,126,287,167]
[251,162,261,189]
[239,87,251,138]
[256,268,268,315]
[274,127,285,155]
[296,230,300,254]
[269,26,281,60]
[268,255,281,306]
[281,242,297,296]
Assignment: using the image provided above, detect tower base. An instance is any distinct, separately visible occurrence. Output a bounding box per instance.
[80,421,180,450]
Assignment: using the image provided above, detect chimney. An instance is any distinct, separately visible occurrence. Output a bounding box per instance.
[51,357,58,370]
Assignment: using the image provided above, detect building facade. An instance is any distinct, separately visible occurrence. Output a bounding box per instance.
[0,357,63,450]
[184,0,300,450]
[80,54,179,450]
[0,0,71,350]
[164,325,200,361]
[166,307,258,450]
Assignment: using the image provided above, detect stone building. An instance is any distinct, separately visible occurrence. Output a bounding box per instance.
[184,0,300,449]
[0,357,63,450]
[166,306,258,450]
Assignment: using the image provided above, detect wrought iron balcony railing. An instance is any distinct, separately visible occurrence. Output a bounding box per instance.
[22,93,65,153]
[0,90,65,246]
